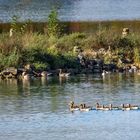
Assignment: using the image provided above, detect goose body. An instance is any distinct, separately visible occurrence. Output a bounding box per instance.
[69,101,79,111]
[109,104,119,110]
[96,103,103,110]
[121,104,131,111]
[123,108,131,111]
[41,71,52,77]
[112,107,119,110]
[59,69,70,77]
[102,105,110,111]
[70,107,79,111]
[102,70,109,76]
[80,104,92,112]
[22,72,33,80]
[59,73,70,77]
[130,105,139,110]
[102,71,105,76]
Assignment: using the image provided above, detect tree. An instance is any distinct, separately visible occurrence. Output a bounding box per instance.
[47,9,61,37]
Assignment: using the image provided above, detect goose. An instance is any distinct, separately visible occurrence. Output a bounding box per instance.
[96,103,103,110]
[22,72,32,80]
[79,104,92,112]
[109,104,119,110]
[121,104,131,111]
[59,69,70,77]
[130,104,139,110]
[69,101,79,111]
[102,105,110,111]
[41,71,52,77]
[102,70,109,76]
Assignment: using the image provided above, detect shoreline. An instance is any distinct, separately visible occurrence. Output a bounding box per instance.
[1,17,140,77]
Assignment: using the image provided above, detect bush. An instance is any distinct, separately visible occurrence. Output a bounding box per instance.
[33,62,50,71]
[0,48,20,69]
[56,32,86,52]
[1,24,140,70]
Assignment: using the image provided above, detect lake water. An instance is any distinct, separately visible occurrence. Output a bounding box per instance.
[0,73,140,140]
[0,0,140,22]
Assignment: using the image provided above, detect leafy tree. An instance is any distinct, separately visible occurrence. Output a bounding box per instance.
[10,15,31,34]
[11,15,20,33]
[47,9,61,37]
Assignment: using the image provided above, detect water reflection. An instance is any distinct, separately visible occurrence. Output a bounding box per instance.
[0,78,18,95]
[41,77,48,86]
[0,73,140,109]
[59,76,70,85]
[1,73,140,140]
[22,78,31,97]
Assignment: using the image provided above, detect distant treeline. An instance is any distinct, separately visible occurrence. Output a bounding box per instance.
[1,20,140,34]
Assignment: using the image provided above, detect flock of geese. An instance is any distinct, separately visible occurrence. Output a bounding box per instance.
[22,69,70,80]
[69,101,139,112]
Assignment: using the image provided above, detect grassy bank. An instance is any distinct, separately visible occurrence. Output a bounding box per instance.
[0,26,140,71]
[1,10,140,72]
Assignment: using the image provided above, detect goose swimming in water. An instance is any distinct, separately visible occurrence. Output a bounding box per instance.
[109,104,119,110]
[121,104,131,111]
[96,103,103,110]
[101,70,109,76]
[59,69,70,77]
[79,104,92,112]
[41,71,52,77]
[22,72,33,80]
[130,104,139,110]
[69,101,79,111]
[102,105,110,111]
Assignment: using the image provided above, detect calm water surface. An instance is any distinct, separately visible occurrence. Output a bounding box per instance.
[0,0,140,22]
[0,73,140,140]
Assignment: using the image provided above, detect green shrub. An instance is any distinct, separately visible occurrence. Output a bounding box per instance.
[22,33,48,49]
[0,47,20,69]
[56,32,86,52]
[33,62,50,71]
